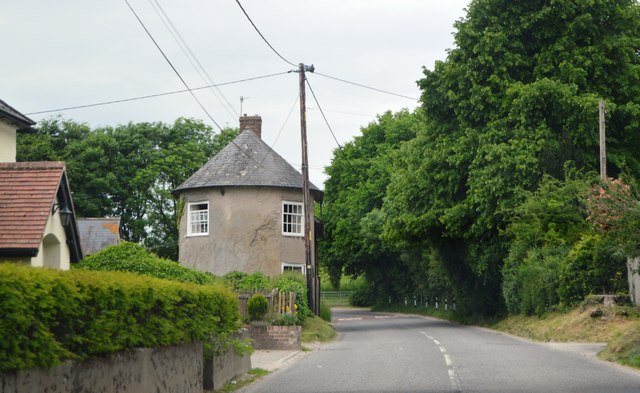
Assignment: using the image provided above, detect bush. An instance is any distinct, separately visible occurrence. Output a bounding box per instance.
[273,273,311,323]
[559,234,628,307]
[76,242,216,285]
[224,271,271,291]
[0,263,239,372]
[247,294,268,321]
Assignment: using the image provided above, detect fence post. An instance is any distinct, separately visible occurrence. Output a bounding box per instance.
[435,297,439,310]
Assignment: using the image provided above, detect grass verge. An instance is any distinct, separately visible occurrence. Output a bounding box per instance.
[209,368,270,393]
[301,315,337,343]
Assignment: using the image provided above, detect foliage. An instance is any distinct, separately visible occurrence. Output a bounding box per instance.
[76,242,216,285]
[501,173,591,314]
[376,0,640,314]
[17,117,239,260]
[0,263,239,372]
[558,234,627,307]
[271,313,297,326]
[272,273,311,323]
[247,294,268,321]
[224,271,271,291]
[587,176,640,256]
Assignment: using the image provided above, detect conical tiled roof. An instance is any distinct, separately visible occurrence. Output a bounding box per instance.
[174,130,323,199]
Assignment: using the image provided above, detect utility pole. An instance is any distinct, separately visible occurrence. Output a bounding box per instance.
[599,99,607,181]
[297,62,318,316]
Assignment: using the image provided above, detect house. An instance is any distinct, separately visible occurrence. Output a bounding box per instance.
[77,217,122,257]
[0,99,82,269]
[173,115,323,277]
[0,99,36,162]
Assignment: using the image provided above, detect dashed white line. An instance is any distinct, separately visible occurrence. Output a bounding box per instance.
[420,331,462,392]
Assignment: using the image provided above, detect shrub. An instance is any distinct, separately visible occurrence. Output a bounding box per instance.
[224,271,271,291]
[273,273,311,323]
[559,234,628,307]
[76,242,216,285]
[0,263,239,372]
[247,294,268,321]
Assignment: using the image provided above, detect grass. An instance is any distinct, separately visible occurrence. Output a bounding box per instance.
[209,368,270,393]
[301,315,337,343]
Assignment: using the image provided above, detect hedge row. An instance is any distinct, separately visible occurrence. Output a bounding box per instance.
[0,263,239,372]
[76,242,217,285]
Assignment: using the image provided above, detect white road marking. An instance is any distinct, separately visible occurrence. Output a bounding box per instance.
[420,331,462,392]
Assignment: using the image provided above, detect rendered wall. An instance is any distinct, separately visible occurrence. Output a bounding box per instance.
[179,187,316,277]
[1,342,203,393]
[0,122,17,163]
[203,329,252,390]
[30,197,71,270]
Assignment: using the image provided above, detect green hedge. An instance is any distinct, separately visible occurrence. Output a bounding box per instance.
[0,263,239,372]
[76,242,216,285]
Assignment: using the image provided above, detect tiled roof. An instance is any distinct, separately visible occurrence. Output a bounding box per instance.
[0,162,65,251]
[0,99,36,129]
[174,130,323,198]
[77,218,121,256]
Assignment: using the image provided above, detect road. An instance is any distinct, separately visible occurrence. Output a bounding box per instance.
[242,308,640,393]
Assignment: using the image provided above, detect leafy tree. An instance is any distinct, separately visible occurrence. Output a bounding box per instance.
[382,0,640,314]
[17,117,238,259]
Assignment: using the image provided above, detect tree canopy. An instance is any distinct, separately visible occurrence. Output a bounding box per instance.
[321,0,640,314]
[18,117,238,260]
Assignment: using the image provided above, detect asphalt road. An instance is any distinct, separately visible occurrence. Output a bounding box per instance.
[242,308,640,393]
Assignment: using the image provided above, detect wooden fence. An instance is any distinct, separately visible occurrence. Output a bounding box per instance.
[237,289,296,320]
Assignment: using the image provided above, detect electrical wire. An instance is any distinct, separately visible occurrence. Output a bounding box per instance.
[313,71,419,101]
[233,0,297,67]
[149,0,239,120]
[304,77,376,197]
[124,0,261,164]
[124,0,223,130]
[25,73,289,116]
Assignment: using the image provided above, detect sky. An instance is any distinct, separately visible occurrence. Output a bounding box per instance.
[1,0,470,188]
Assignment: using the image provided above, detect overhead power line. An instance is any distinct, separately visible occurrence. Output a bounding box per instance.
[304,77,376,197]
[25,72,288,116]
[124,0,223,130]
[234,0,297,67]
[149,0,239,120]
[313,72,419,101]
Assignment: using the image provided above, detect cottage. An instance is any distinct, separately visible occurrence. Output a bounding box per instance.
[0,99,82,269]
[174,115,323,277]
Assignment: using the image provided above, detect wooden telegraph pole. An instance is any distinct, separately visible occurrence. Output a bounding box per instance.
[298,63,318,315]
[599,99,607,181]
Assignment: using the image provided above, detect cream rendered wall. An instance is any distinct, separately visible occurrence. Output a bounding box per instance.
[0,121,17,162]
[179,187,315,277]
[30,198,71,270]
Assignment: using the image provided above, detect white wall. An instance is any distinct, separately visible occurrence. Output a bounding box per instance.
[30,197,71,270]
[0,121,17,162]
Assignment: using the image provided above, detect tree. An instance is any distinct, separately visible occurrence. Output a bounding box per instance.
[382,0,640,314]
[18,117,238,259]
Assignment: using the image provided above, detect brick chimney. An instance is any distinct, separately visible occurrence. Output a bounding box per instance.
[239,114,262,139]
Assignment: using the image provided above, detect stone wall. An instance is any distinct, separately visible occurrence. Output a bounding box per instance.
[249,325,302,350]
[203,329,252,391]
[1,342,202,393]
[628,257,640,306]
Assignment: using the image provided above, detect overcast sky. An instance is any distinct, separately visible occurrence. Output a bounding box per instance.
[1,0,469,188]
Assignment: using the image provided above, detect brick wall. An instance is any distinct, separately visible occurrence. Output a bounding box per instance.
[249,325,302,350]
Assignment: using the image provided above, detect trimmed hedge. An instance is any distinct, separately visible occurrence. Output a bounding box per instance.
[76,242,216,285]
[0,263,239,372]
